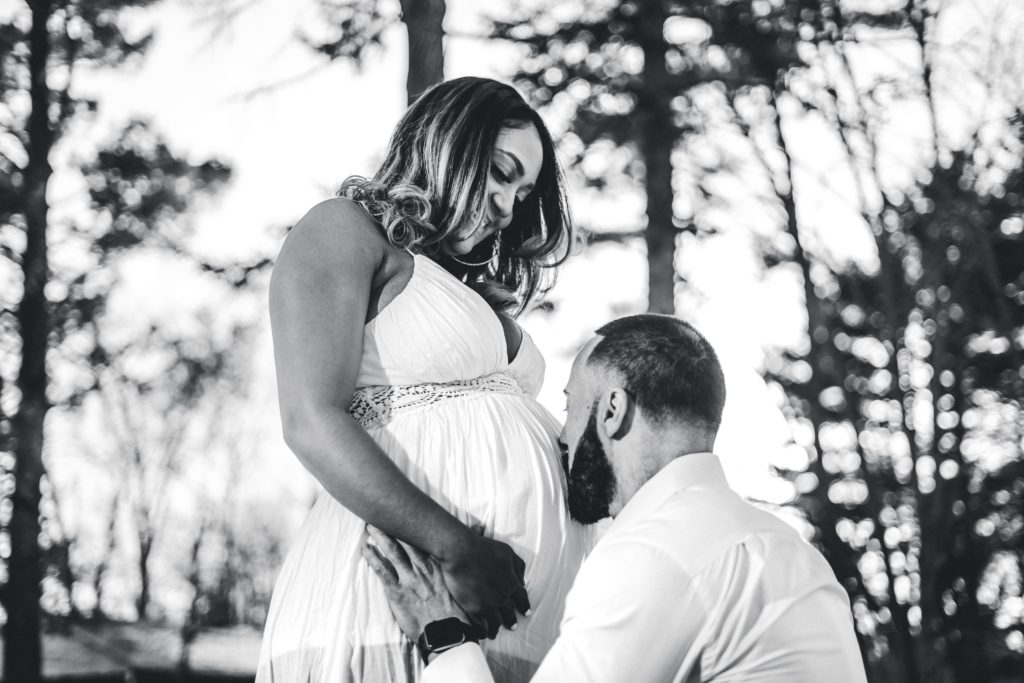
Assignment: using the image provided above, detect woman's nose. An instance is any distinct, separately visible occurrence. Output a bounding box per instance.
[491,189,514,219]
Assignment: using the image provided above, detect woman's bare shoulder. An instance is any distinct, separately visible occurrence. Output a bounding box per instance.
[277,197,389,272]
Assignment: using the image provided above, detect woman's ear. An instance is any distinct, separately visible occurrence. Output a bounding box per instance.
[598,387,633,441]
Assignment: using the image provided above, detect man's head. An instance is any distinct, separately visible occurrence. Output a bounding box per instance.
[560,314,726,523]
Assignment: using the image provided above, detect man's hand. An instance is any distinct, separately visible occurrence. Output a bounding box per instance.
[363,525,468,642]
[436,529,531,639]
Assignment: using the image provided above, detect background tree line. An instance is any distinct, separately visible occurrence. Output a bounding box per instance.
[2,1,276,680]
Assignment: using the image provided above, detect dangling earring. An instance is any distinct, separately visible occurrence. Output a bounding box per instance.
[451,232,501,268]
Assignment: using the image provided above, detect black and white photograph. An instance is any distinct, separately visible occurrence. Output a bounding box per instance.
[1,0,1023,681]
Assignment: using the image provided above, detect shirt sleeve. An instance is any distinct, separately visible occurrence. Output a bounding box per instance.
[422,643,494,683]
[423,540,706,683]
[531,538,707,683]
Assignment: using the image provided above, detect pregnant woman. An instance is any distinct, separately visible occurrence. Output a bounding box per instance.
[256,77,592,682]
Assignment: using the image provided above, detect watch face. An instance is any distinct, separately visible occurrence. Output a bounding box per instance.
[423,617,469,650]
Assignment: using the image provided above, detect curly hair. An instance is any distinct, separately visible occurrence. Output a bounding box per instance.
[339,177,437,251]
[339,77,572,314]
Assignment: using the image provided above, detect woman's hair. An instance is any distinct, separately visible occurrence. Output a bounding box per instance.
[339,76,572,314]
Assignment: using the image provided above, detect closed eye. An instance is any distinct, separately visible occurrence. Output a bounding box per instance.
[492,164,513,184]
[492,165,534,205]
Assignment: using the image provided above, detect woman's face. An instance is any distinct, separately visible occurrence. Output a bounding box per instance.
[443,122,544,256]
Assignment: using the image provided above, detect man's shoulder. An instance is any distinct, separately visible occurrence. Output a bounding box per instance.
[599,484,809,576]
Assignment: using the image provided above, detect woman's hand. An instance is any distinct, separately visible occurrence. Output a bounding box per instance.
[437,528,531,639]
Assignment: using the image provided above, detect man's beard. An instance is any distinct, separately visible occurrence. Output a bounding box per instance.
[563,411,617,524]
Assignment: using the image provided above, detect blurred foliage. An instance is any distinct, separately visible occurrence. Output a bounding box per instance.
[1,1,162,678]
[496,0,1024,679]
[296,0,445,103]
[768,135,1024,680]
[493,0,699,313]
[0,1,274,678]
[302,0,393,64]
[490,0,909,314]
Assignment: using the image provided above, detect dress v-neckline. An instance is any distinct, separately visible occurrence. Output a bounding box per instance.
[411,254,523,364]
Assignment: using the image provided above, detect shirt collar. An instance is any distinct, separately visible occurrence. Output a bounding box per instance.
[610,452,730,529]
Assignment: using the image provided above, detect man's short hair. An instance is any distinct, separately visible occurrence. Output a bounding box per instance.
[589,314,726,435]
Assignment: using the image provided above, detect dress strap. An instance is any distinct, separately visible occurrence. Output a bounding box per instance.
[350,372,523,428]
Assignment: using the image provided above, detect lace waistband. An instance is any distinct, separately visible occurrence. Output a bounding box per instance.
[349,371,523,428]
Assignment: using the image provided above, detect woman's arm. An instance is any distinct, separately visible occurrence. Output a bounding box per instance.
[269,198,528,636]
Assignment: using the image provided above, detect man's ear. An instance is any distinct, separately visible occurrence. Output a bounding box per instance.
[598,387,633,440]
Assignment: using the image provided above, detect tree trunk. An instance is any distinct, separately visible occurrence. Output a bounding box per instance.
[5,1,54,680]
[637,1,676,314]
[178,522,208,677]
[92,493,119,619]
[399,0,446,105]
[136,532,153,620]
[46,475,82,622]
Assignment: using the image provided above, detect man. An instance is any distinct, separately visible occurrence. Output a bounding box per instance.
[363,314,867,682]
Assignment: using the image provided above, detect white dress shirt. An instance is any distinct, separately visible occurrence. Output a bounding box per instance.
[424,452,867,683]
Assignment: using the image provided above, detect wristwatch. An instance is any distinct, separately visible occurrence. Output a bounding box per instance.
[416,617,479,664]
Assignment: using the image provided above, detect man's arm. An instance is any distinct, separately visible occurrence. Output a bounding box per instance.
[425,537,708,682]
[366,525,708,682]
[527,538,706,682]
[421,643,493,683]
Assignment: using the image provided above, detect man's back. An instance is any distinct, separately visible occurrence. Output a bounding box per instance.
[539,453,866,682]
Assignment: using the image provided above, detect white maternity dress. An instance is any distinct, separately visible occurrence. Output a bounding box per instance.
[257,253,591,682]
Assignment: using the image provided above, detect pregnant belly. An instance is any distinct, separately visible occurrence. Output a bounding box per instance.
[364,392,570,571]
[261,390,588,683]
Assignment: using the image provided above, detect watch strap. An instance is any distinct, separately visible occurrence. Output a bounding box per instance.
[416,618,478,665]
